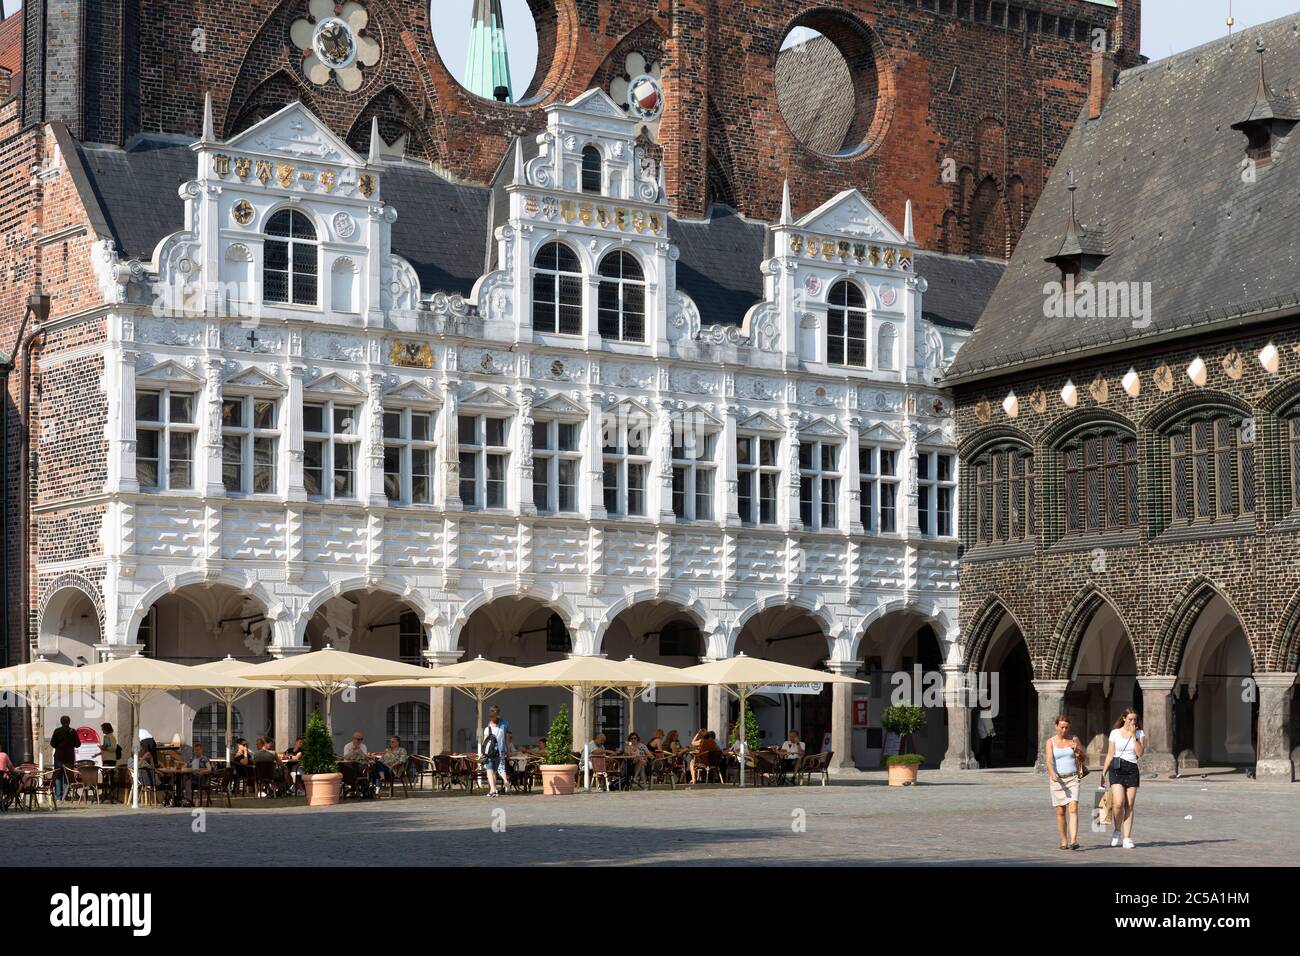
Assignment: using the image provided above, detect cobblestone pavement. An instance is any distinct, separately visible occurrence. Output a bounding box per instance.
[4,769,1297,866]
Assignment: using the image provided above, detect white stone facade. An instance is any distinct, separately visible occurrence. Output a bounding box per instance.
[46,91,968,760]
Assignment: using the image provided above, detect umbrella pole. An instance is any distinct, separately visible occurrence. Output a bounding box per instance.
[225,697,233,765]
[132,698,140,809]
[739,687,749,789]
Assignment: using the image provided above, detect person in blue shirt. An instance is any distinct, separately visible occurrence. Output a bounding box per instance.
[482,705,510,797]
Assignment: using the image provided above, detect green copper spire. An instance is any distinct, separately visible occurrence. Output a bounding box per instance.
[465,0,514,103]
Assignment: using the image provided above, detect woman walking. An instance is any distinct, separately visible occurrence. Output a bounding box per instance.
[1045,715,1084,850]
[1101,708,1145,849]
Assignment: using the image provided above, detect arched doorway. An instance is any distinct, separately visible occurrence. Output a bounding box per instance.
[980,615,1037,768]
[858,609,948,768]
[303,588,431,753]
[733,606,833,753]
[1065,597,1138,770]
[1173,591,1255,769]
[600,599,706,749]
[31,586,103,761]
[454,595,574,753]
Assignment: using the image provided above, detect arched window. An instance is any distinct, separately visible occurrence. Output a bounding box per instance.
[531,242,583,335]
[967,445,1035,547]
[826,281,867,367]
[545,612,573,653]
[1061,429,1138,534]
[658,621,702,657]
[263,209,318,306]
[581,145,602,193]
[597,251,646,342]
[1165,413,1254,525]
[386,701,429,756]
[192,702,242,761]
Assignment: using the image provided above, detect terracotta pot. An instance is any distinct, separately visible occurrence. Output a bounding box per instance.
[303,772,343,806]
[886,763,920,787]
[539,764,578,795]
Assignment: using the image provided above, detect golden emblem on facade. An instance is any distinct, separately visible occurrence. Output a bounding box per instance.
[212,154,231,176]
[1221,349,1244,380]
[1028,388,1047,414]
[256,161,273,185]
[389,341,434,369]
[234,157,251,179]
[974,397,992,424]
[277,164,295,188]
[1089,375,1109,404]
[359,174,376,198]
[232,200,255,226]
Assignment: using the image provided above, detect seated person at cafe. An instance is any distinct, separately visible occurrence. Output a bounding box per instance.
[621,733,650,788]
[181,743,209,801]
[646,729,664,752]
[663,730,683,754]
[690,730,722,783]
[282,737,304,760]
[0,749,15,774]
[253,738,287,792]
[229,737,254,785]
[136,740,160,790]
[585,732,607,755]
[343,732,369,763]
[376,736,407,786]
[780,730,805,760]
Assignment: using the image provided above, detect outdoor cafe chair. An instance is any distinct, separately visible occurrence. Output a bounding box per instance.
[73,765,104,805]
[692,749,725,785]
[430,754,458,790]
[382,759,411,798]
[198,767,232,808]
[588,753,612,792]
[126,767,160,807]
[748,750,784,787]
[649,753,677,790]
[0,770,21,811]
[796,752,833,786]
[252,760,278,798]
[409,754,437,790]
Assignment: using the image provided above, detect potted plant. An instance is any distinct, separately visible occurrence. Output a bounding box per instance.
[539,705,579,795]
[881,704,927,786]
[728,706,762,753]
[300,709,342,806]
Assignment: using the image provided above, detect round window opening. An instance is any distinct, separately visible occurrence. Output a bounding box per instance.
[431,0,554,106]
[776,13,891,158]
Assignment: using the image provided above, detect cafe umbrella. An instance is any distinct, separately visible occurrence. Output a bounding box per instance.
[678,654,867,787]
[240,644,439,737]
[490,656,703,790]
[78,654,231,808]
[188,657,265,764]
[0,657,79,777]
[369,655,523,752]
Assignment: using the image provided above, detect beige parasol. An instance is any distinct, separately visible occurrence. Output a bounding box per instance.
[241,644,437,737]
[79,654,232,808]
[0,657,80,776]
[188,657,266,764]
[369,655,521,753]
[678,654,867,786]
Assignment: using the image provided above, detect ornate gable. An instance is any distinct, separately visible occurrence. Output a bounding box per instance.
[304,371,367,398]
[222,101,365,168]
[860,422,906,444]
[796,189,906,244]
[136,360,204,387]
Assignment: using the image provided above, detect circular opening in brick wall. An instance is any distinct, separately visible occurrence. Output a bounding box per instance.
[431,0,552,106]
[775,11,892,158]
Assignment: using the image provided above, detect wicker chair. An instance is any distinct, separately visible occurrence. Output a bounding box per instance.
[588,753,612,792]
[796,752,833,786]
[197,767,232,808]
[692,749,725,785]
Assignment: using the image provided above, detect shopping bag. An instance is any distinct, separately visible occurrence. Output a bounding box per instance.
[1091,786,1112,832]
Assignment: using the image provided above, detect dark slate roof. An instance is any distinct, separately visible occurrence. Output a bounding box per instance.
[775,35,855,156]
[670,207,768,327]
[913,252,1007,330]
[69,135,1002,330]
[946,15,1300,382]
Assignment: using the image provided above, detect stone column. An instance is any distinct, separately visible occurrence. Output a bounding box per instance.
[1031,680,1069,772]
[706,684,728,741]
[1254,672,1296,781]
[940,666,977,770]
[827,661,859,772]
[273,690,300,753]
[1136,676,1177,775]
[425,650,461,755]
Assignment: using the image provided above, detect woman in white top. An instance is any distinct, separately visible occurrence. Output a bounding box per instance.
[1044,715,1084,850]
[1101,708,1145,849]
[779,730,805,760]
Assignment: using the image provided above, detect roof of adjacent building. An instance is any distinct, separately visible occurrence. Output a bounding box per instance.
[946,15,1300,383]
[70,132,1001,331]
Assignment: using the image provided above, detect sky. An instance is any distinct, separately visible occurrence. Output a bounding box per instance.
[1,0,1296,79]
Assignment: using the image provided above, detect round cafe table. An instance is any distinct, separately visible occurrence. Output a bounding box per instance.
[154,766,210,807]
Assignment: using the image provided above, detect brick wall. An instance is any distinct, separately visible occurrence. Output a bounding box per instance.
[19,0,1133,252]
[953,320,1300,679]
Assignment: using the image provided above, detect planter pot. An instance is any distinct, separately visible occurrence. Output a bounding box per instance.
[886,763,920,787]
[303,772,343,806]
[540,764,578,795]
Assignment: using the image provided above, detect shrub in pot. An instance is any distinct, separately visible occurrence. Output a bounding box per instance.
[540,705,579,795]
[882,704,927,786]
[300,709,342,806]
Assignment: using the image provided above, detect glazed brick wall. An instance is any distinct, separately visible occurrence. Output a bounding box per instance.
[20,0,1133,251]
[33,319,109,507]
[952,319,1300,680]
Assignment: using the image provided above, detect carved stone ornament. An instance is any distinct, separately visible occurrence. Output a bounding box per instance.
[1153,364,1174,392]
[1089,375,1109,405]
[974,397,992,424]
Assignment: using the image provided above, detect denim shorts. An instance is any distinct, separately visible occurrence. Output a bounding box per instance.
[481,754,503,773]
[1109,759,1140,789]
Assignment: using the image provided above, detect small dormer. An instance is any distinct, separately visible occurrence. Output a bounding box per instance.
[1231,40,1300,167]
[523,89,662,203]
[1044,171,1107,282]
